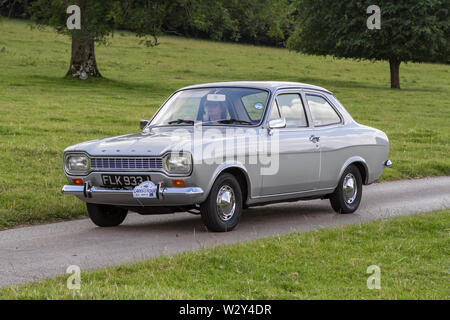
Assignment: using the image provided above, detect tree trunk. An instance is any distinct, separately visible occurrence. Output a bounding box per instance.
[389,58,401,89]
[66,37,102,79]
[8,0,17,18]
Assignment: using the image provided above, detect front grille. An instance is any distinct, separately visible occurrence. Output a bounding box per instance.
[90,157,163,171]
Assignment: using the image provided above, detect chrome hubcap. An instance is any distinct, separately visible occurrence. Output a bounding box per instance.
[343,173,357,204]
[216,185,236,221]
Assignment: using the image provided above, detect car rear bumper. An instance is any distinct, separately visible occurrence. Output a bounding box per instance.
[62,183,204,206]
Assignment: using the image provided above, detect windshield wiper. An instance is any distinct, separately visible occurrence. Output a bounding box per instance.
[168,119,195,125]
[217,119,252,125]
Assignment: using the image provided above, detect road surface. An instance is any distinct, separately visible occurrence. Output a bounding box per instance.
[0,176,449,288]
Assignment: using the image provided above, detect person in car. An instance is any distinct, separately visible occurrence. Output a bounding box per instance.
[205,100,227,122]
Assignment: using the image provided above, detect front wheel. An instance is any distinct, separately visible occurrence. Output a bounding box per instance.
[329,164,363,214]
[86,203,128,227]
[200,173,243,232]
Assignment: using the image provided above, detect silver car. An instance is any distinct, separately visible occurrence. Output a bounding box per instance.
[62,81,391,232]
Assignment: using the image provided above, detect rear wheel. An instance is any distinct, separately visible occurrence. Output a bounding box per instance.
[329,164,363,214]
[86,203,128,227]
[200,173,243,232]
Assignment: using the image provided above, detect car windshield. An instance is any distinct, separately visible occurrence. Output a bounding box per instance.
[150,88,269,126]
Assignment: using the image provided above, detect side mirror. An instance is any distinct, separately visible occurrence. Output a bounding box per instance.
[268,118,286,129]
[140,120,149,130]
[267,118,286,136]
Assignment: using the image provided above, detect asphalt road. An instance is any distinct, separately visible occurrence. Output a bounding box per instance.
[0,176,449,288]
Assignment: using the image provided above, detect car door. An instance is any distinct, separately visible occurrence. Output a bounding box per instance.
[260,90,320,196]
[304,92,346,189]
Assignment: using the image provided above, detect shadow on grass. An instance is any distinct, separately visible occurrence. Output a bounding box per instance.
[12,74,445,95]
[26,74,179,94]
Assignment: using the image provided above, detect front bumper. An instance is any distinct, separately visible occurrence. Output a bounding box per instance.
[62,182,204,206]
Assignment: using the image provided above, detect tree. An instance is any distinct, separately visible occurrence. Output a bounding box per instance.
[28,0,166,79]
[221,0,295,46]
[162,0,235,41]
[287,0,450,89]
[29,0,117,78]
[162,0,295,46]
[113,0,170,48]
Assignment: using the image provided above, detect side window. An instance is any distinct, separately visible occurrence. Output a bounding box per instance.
[306,95,341,126]
[269,100,281,120]
[276,94,308,128]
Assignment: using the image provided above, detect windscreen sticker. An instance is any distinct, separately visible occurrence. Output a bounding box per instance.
[254,103,263,110]
[207,94,226,101]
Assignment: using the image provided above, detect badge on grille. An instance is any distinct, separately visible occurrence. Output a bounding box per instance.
[133,181,157,199]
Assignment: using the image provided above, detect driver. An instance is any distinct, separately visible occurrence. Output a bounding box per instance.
[205,100,227,122]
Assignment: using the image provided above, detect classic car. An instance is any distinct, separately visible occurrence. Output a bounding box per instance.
[62,81,391,232]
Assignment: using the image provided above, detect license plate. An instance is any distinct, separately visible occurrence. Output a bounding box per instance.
[101,175,151,187]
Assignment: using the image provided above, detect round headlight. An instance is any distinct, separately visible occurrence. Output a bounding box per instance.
[163,152,192,175]
[65,154,90,174]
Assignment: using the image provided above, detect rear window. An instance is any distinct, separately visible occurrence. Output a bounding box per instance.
[306,95,341,126]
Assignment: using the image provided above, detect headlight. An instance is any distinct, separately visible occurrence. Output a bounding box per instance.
[64,153,90,174]
[162,152,192,175]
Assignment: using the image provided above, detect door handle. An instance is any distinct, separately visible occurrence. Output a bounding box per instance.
[309,135,320,143]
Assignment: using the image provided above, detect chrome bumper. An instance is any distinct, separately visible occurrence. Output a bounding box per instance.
[62,183,204,206]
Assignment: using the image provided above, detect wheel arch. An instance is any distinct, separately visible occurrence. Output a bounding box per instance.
[338,156,369,185]
[208,163,251,205]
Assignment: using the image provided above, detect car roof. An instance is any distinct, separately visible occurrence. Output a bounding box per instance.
[180,81,332,94]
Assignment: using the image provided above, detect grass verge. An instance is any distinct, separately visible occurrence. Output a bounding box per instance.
[0,18,449,229]
[1,210,448,299]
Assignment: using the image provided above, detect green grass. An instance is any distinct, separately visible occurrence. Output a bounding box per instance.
[0,18,449,229]
[1,210,448,299]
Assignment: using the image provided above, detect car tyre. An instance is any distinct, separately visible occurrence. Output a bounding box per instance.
[86,203,128,227]
[329,164,362,214]
[200,173,243,232]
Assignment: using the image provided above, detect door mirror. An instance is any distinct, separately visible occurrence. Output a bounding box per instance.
[140,120,149,130]
[268,118,286,129]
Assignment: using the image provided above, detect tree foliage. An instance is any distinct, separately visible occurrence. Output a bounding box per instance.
[163,0,295,46]
[0,0,33,18]
[30,0,116,43]
[112,0,171,47]
[3,0,296,47]
[287,0,450,88]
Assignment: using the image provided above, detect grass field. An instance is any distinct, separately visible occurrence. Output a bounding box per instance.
[0,18,449,229]
[1,210,448,299]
